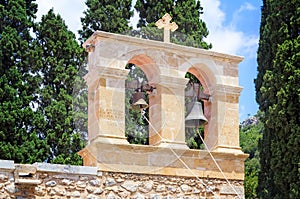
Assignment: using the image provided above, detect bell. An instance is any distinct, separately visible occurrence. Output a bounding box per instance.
[131,91,148,110]
[185,101,208,128]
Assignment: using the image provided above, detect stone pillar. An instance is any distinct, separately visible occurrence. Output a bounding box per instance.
[149,75,189,149]
[85,67,129,144]
[206,84,243,153]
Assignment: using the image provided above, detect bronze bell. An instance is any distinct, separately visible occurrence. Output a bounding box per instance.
[131,91,148,110]
[185,101,208,128]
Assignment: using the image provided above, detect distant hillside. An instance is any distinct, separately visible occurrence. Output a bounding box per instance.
[241,116,259,128]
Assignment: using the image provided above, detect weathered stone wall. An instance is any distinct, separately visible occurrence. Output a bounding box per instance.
[0,160,244,199]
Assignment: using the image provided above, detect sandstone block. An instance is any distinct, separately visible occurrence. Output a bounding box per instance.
[34,162,97,175]
[0,160,14,170]
[220,184,244,196]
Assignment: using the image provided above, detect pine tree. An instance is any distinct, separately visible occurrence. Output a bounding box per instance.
[255,0,300,198]
[135,0,211,49]
[0,0,49,163]
[35,9,86,165]
[79,0,133,42]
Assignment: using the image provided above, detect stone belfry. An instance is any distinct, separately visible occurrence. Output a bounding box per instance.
[79,14,248,198]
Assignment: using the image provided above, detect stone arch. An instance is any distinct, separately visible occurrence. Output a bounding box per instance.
[124,53,160,146]
[128,54,160,85]
[179,58,221,92]
[179,59,220,149]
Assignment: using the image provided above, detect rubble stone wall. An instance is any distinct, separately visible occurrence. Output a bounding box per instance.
[0,160,244,199]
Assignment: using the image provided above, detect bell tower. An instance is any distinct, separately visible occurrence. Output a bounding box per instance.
[79,28,248,197]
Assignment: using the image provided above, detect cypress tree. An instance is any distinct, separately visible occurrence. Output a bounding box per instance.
[135,0,174,28]
[135,0,211,49]
[79,0,133,42]
[0,0,48,163]
[35,9,86,165]
[255,0,300,198]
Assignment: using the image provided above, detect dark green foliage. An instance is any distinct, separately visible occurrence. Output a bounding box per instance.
[185,127,204,149]
[261,37,300,198]
[0,0,49,163]
[35,9,86,165]
[125,26,164,42]
[240,115,263,199]
[135,0,211,49]
[255,0,300,198]
[1,2,87,165]
[79,0,133,42]
[135,0,174,28]
[255,0,299,111]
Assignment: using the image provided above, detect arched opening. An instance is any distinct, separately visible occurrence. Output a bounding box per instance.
[125,63,149,145]
[124,54,159,145]
[184,70,211,149]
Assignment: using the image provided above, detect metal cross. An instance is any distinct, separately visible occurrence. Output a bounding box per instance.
[155,13,178,43]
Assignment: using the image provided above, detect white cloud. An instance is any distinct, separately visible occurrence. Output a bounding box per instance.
[239,105,246,121]
[201,0,225,30]
[35,0,259,58]
[231,2,257,28]
[201,0,258,57]
[130,0,139,29]
[239,2,256,12]
[35,0,86,37]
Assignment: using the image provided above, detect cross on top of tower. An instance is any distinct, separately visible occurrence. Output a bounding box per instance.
[155,13,178,43]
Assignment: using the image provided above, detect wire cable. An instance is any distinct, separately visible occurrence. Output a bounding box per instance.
[196,128,242,198]
[142,110,242,199]
[141,110,212,193]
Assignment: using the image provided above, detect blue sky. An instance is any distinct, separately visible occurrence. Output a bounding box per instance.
[36,0,262,122]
